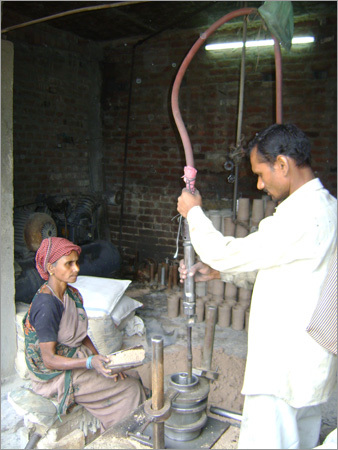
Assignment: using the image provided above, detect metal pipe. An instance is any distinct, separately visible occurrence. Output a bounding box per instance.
[201,305,217,370]
[233,14,248,221]
[24,432,42,449]
[182,221,196,383]
[210,406,242,422]
[1,1,149,34]
[151,336,165,449]
[186,325,193,383]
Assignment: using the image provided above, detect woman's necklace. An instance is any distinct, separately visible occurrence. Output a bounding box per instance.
[46,284,64,303]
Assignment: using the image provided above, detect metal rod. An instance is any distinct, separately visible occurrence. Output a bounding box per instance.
[151,336,165,449]
[233,13,247,221]
[210,406,242,422]
[182,219,196,384]
[232,163,239,222]
[183,237,196,315]
[24,432,42,449]
[1,1,148,34]
[187,325,193,383]
[202,305,217,370]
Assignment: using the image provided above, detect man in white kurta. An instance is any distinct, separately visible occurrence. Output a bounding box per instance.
[177,124,337,449]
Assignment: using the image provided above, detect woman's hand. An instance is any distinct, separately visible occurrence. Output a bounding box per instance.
[91,355,128,381]
[178,259,221,283]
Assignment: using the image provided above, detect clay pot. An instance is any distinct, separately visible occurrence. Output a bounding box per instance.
[196,281,207,298]
[180,296,184,316]
[238,288,252,303]
[212,279,225,298]
[225,283,237,300]
[265,200,276,217]
[212,295,224,306]
[196,298,205,322]
[251,199,264,227]
[205,300,218,322]
[223,217,236,237]
[218,303,231,328]
[209,211,222,231]
[237,198,250,221]
[207,280,214,295]
[224,298,237,308]
[238,300,250,311]
[171,264,178,287]
[245,309,250,332]
[167,293,180,318]
[235,223,249,237]
[231,305,246,331]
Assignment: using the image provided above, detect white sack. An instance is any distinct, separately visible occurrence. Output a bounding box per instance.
[69,275,131,317]
[111,295,143,326]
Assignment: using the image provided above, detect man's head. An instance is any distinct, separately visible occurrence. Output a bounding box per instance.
[247,123,312,166]
[247,124,314,203]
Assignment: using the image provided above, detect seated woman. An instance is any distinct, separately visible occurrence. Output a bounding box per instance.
[23,237,145,431]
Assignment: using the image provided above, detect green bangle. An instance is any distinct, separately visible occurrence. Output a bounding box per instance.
[86,355,94,369]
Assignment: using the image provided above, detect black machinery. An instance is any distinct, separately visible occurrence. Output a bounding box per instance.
[13,193,121,303]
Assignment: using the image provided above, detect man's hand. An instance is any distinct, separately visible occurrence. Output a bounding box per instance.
[178,259,220,283]
[177,188,202,218]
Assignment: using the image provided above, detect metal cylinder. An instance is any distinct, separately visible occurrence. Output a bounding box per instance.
[202,305,217,370]
[182,220,196,316]
[164,373,210,442]
[160,265,166,285]
[149,263,155,282]
[152,336,165,449]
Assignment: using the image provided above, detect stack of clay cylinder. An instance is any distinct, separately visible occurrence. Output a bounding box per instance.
[148,260,179,289]
[167,197,276,332]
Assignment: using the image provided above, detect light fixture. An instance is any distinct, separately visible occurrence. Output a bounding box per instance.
[205,36,315,51]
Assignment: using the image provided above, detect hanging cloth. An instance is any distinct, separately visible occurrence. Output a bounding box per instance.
[258,1,294,51]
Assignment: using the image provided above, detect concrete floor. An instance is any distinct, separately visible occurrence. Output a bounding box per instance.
[1,284,337,449]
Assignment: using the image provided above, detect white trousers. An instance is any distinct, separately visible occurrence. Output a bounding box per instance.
[237,394,322,449]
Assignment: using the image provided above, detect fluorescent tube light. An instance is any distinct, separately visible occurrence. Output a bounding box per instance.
[205,36,315,51]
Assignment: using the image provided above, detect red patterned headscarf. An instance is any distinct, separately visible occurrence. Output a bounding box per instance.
[35,237,81,280]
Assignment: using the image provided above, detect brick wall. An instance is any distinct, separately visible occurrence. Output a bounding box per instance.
[7,9,337,270]
[9,23,102,206]
[102,14,337,264]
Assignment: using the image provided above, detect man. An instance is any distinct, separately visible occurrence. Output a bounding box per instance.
[177,123,337,449]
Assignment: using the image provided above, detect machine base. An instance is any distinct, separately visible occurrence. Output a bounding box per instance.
[144,416,230,449]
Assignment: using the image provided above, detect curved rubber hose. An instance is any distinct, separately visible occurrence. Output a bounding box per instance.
[171,6,284,169]
[171,7,258,170]
[273,35,283,124]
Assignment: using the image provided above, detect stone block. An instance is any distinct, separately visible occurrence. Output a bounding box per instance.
[37,429,85,449]
[8,388,57,427]
[45,405,100,442]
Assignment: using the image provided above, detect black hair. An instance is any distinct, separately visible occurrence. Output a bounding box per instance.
[246,123,312,167]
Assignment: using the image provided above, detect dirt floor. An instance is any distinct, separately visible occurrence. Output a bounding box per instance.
[121,283,337,444]
[123,283,248,413]
[1,281,336,449]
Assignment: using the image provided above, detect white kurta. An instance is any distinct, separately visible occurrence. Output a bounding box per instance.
[187,178,337,408]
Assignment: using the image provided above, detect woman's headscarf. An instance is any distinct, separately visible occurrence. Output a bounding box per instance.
[35,237,81,280]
